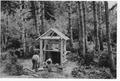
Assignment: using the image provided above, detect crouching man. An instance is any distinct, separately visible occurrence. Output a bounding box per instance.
[32,54,40,72]
[46,58,52,72]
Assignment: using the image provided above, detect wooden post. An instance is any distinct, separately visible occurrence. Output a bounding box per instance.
[40,39,43,66]
[64,40,66,53]
[43,40,47,61]
[63,40,66,63]
[60,39,63,66]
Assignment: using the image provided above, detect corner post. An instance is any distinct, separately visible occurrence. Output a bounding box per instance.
[40,39,43,66]
[60,39,63,66]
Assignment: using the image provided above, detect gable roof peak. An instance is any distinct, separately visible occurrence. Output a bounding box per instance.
[36,28,69,40]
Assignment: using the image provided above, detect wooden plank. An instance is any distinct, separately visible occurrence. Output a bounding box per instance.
[23,68,41,78]
[51,28,69,40]
[36,28,52,40]
[43,50,60,52]
[40,36,61,40]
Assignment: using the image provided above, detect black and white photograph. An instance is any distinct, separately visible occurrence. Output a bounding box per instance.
[0,0,117,79]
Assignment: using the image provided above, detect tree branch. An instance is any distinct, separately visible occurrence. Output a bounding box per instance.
[109,4,117,12]
[46,11,56,19]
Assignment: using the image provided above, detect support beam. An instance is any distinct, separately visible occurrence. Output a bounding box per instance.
[43,40,47,61]
[63,40,67,63]
[40,39,43,66]
[64,40,66,53]
[40,37,61,40]
[60,39,63,66]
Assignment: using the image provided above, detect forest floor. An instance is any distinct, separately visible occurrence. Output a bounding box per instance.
[19,59,77,78]
[0,58,77,78]
[0,42,116,78]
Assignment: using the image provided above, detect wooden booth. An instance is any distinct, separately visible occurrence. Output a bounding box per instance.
[36,28,69,66]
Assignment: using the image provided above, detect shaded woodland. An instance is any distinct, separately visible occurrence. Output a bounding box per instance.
[0,1,117,78]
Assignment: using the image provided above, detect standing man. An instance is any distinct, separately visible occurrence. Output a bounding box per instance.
[32,53,40,72]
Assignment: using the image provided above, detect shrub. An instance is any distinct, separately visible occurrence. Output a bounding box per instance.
[4,62,24,75]
[3,50,24,75]
[6,37,22,50]
[84,51,94,66]
[15,49,23,58]
[66,52,81,62]
[99,50,109,67]
[98,50,116,78]
[71,67,79,78]
[71,65,113,79]
[1,52,9,60]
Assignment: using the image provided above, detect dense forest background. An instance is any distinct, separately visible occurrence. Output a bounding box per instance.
[0,1,117,78]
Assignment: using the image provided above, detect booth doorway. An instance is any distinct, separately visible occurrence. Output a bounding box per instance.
[45,51,61,64]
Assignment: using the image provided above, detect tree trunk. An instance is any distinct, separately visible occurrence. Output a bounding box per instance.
[40,1,44,35]
[30,1,38,35]
[37,2,41,36]
[104,1,116,77]
[1,27,3,52]
[1,28,5,52]
[22,26,26,55]
[68,2,73,48]
[93,1,100,52]
[20,1,26,56]
[77,2,85,57]
[0,30,2,52]
[77,2,82,42]
[97,2,104,51]
[4,14,9,51]
[82,1,87,52]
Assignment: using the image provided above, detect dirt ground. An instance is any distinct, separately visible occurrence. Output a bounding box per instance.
[0,58,77,78]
